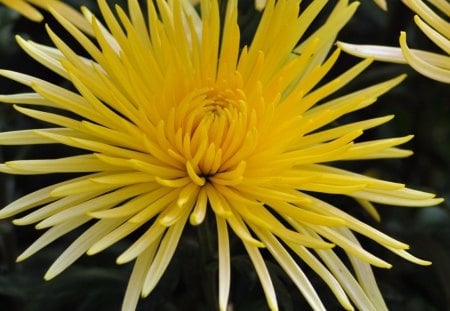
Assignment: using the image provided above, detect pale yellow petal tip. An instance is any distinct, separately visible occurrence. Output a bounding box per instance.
[34,219,52,230]
[372,214,382,223]
[34,223,45,230]
[14,34,27,44]
[254,0,266,11]
[44,266,61,281]
[189,213,204,226]
[420,260,432,266]
[43,273,54,281]
[403,150,414,157]
[418,197,444,207]
[316,241,336,250]
[373,0,388,11]
[409,254,432,266]
[12,218,26,226]
[383,74,408,92]
[141,286,153,299]
[432,198,445,206]
[27,13,44,23]
[116,255,132,265]
[396,73,408,83]
[16,254,27,263]
[413,15,422,25]
[86,245,102,256]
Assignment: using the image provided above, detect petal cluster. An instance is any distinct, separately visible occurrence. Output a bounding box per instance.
[0,1,442,311]
[339,0,450,83]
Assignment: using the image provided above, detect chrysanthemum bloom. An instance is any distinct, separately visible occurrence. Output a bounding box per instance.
[339,0,450,83]
[0,0,92,33]
[0,0,443,310]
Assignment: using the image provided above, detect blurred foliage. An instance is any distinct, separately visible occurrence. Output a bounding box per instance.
[0,0,449,310]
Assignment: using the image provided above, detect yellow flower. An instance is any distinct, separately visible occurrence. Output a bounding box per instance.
[0,0,442,310]
[339,0,450,83]
[0,0,92,34]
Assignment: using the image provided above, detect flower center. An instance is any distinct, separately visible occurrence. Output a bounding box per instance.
[163,86,253,186]
[203,88,243,116]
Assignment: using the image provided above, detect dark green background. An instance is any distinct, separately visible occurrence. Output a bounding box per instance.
[0,1,449,310]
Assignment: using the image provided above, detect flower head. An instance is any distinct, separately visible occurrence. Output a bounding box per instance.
[339,0,450,83]
[0,0,442,310]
